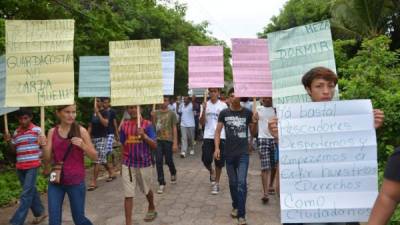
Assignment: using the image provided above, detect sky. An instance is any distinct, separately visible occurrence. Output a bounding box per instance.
[178,0,288,45]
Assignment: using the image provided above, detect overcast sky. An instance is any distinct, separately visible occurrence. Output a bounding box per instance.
[178,0,288,45]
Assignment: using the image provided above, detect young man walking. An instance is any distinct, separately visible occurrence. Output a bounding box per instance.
[4,108,47,225]
[120,105,157,224]
[214,88,257,225]
[200,88,228,195]
[178,96,195,157]
[153,96,178,194]
[253,97,276,204]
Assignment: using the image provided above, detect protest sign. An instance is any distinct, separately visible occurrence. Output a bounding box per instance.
[277,100,377,223]
[268,20,339,106]
[5,20,75,106]
[162,51,175,95]
[231,38,272,97]
[188,46,224,88]
[109,39,163,106]
[78,56,110,97]
[0,56,18,115]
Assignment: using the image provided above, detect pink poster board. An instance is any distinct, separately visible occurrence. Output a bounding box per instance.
[188,46,224,88]
[232,38,272,97]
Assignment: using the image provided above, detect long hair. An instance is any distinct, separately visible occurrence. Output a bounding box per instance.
[55,105,81,139]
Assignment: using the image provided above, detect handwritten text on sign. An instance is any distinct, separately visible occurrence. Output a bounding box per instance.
[277,100,377,223]
[232,38,272,97]
[109,39,163,106]
[5,20,75,106]
[268,20,339,106]
[0,56,18,115]
[78,56,110,97]
[188,46,224,88]
[162,51,175,95]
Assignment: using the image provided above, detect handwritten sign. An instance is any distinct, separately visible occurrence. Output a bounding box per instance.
[277,100,378,223]
[0,56,18,115]
[188,46,224,88]
[232,38,272,97]
[109,39,163,106]
[267,20,339,106]
[5,20,75,106]
[78,56,110,97]
[162,51,175,95]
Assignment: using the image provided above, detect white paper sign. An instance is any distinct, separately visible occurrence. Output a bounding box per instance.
[162,51,175,95]
[277,100,378,223]
[0,55,18,115]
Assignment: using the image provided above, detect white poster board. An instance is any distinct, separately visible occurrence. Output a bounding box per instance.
[277,100,378,223]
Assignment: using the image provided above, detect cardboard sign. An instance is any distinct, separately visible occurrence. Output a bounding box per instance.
[78,56,110,97]
[268,20,339,106]
[232,38,272,97]
[5,20,75,106]
[109,39,163,106]
[188,46,224,88]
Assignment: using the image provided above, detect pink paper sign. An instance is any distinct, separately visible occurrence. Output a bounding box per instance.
[188,46,224,88]
[232,38,272,97]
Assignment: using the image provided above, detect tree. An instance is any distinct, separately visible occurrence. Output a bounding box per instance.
[330,0,397,39]
[258,0,331,37]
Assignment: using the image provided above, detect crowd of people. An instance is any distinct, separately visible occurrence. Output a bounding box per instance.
[3,66,394,225]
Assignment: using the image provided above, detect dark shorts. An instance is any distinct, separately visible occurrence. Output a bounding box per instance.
[202,139,225,168]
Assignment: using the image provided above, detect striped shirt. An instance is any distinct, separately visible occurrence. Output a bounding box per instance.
[120,119,156,168]
[11,123,42,170]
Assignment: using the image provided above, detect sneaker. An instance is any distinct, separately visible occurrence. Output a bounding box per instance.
[189,150,195,155]
[157,185,165,194]
[231,208,238,218]
[211,183,219,195]
[237,217,247,225]
[180,152,186,158]
[171,175,177,184]
[210,170,216,185]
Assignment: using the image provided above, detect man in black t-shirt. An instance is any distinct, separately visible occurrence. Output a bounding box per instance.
[102,97,119,165]
[368,147,400,225]
[88,98,116,191]
[214,88,257,225]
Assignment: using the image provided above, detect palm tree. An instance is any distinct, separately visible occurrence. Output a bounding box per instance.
[330,0,396,39]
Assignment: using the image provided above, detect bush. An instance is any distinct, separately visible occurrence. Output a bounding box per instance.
[335,35,400,164]
[0,169,47,207]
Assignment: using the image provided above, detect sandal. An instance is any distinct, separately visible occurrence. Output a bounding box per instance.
[144,211,158,222]
[261,195,269,204]
[268,188,275,195]
[87,185,97,191]
[31,214,47,224]
[106,176,117,182]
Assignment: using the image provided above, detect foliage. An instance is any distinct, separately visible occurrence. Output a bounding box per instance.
[336,35,400,163]
[258,0,400,50]
[258,0,332,37]
[330,0,397,39]
[0,169,47,207]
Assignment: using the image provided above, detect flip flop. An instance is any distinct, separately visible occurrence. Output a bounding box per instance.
[144,211,158,222]
[268,188,275,195]
[106,176,117,182]
[87,185,97,191]
[261,196,269,204]
[31,214,47,224]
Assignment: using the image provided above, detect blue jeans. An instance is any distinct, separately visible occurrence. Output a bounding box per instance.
[226,153,249,219]
[10,167,45,225]
[156,140,176,185]
[48,182,92,225]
